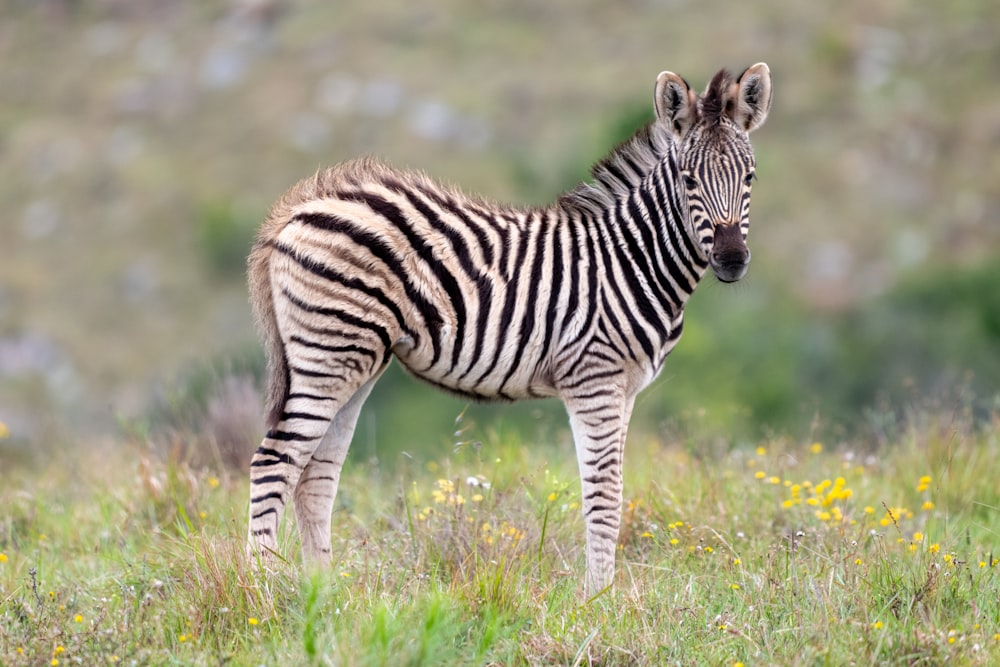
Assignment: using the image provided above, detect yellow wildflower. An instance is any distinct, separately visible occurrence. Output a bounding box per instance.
[810,442,823,454]
[929,543,940,553]
[0,421,8,438]
[248,617,259,626]
[207,476,220,489]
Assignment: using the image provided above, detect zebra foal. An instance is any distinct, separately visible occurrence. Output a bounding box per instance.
[248,63,772,594]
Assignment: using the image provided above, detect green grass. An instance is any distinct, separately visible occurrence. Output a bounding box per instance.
[2,412,1000,665]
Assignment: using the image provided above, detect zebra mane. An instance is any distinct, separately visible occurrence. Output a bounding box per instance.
[558,120,674,215]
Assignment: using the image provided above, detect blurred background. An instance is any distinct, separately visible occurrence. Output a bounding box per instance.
[2,0,998,466]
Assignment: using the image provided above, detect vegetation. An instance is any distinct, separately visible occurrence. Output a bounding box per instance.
[3,408,1000,665]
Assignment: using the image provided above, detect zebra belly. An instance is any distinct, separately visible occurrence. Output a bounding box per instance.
[392,319,559,402]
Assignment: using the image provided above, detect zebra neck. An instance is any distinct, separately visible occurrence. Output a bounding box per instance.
[552,122,709,308]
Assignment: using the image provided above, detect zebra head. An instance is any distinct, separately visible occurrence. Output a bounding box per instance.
[654,63,772,283]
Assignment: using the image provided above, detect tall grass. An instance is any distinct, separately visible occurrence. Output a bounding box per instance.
[2,410,999,665]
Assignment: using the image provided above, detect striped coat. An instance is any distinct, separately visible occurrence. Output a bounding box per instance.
[248,63,772,594]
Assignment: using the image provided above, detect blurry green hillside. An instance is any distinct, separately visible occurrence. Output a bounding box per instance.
[1,0,999,452]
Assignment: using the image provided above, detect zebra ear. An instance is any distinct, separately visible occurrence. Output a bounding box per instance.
[654,71,698,138]
[726,62,772,133]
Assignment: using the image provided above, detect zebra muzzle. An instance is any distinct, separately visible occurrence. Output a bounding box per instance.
[709,223,750,283]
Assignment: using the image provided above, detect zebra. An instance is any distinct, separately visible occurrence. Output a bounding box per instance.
[247,63,772,595]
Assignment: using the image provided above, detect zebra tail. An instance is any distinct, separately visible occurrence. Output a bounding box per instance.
[247,229,287,430]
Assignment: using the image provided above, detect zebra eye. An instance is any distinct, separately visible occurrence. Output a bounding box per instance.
[682,174,697,189]
[744,172,756,186]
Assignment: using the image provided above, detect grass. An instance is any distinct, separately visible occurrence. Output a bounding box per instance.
[2,410,1000,666]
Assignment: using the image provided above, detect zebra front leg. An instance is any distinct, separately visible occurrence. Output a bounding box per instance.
[564,390,635,596]
[293,368,385,564]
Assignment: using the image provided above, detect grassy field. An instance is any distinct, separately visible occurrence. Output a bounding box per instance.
[2,410,999,665]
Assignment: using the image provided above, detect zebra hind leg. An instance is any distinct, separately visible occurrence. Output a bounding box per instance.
[247,353,386,564]
[292,364,388,564]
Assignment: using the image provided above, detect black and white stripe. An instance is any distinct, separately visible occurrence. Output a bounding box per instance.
[247,63,772,594]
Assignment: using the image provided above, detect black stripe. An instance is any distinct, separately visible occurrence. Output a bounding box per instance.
[558,367,623,390]
[457,277,493,381]
[251,508,279,521]
[290,335,377,362]
[280,410,328,422]
[289,365,344,381]
[252,474,288,485]
[287,392,335,402]
[560,217,582,334]
[265,429,313,442]
[252,447,297,465]
[539,219,563,371]
[565,387,615,402]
